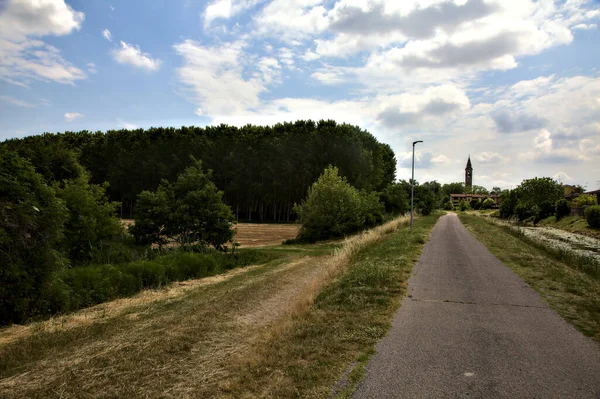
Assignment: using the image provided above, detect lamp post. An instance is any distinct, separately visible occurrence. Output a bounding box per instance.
[410,140,423,229]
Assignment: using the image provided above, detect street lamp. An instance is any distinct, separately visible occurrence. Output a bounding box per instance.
[410,140,423,229]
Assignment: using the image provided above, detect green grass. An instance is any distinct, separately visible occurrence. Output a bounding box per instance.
[537,215,600,239]
[459,213,600,341]
[223,213,443,398]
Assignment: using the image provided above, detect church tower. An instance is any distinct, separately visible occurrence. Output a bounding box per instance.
[465,156,473,189]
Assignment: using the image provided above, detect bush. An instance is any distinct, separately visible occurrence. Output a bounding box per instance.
[294,166,364,242]
[360,190,385,227]
[536,200,555,222]
[585,205,600,228]
[514,202,535,221]
[443,200,454,211]
[482,198,495,209]
[459,200,469,212]
[471,199,482,210]
[0,149,67,324]
[574,194,597,208]
[379,183,409,215]
[54,170,123,264]
[131,159,235,249]
[556,199,571,220]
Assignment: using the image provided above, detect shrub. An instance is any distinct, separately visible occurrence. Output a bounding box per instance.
[360,190,385,227]
[585,205,600,228]
[294,166,364,242]
[482,198,495,209]
[459,200,469,212]
[574,194,597,208]
[536,200,555,221]
[556,199,571,220]
[54,170,123,264]
[0,149,67,324]
[471,199,482,210]
[131,159,235,250]
[514,202,535,221]
[443,200,454,211]
[379,183,409,215]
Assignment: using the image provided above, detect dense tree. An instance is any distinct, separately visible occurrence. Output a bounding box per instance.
[54,169,123,264]
[293,166,365,242]
[0,148,67,324]
[500,177,563,221]
[467,185,489,195]
[131,160,235,249]
[3,121,397,222]
[379,183,409,216]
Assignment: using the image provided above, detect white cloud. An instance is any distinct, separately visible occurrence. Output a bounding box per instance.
[204,0,266,26]
[476,152,508,164]
[572,23,597,30]
[255,0,328,42]
[102,29,112,41]
[116,119,138,129]
[174,40,265,116]
[0,95,35,108]
[87,62,97,73]
[0,0,86,86]
[64,112,83,121]
[112,41,161,71]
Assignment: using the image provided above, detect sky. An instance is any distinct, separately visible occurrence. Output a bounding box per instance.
[0,0,599,191]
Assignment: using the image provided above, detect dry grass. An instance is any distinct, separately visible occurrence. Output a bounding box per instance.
[121,219,300,248]
[0,215,429,399]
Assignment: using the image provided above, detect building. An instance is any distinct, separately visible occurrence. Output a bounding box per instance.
[449,156,501,207]
[465,156,473,188]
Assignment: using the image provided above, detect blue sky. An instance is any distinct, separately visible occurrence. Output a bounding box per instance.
[1,0,599,190]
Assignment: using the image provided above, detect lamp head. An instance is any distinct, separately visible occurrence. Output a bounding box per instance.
[413,140,423,146]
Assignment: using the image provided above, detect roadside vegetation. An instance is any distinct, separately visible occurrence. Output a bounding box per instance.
[459,213,600,342]
[0,214,440,398]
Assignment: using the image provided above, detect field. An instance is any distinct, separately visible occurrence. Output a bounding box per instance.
[121,220,300,247]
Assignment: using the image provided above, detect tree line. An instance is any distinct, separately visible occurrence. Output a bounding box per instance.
[3,120,397,221]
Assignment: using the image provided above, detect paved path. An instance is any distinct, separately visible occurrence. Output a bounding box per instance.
[354,213,600,398]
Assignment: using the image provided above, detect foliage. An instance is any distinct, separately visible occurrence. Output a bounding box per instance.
[379,183,409,215]
[294,166,365,242]
[360,190,385,227]
[471,198,483,210]
[585,206,600,228]
[54,169,123,264]
[556,199,571,220]
[3,120,397,222]
[444,200,454,211]
[537,200,555,221]
[482,198,496,209]
[414,183,438,216]
[466,185,489,195]
[0,149,67,324]
[42,249,276,318]
[459,200,470,212]
[491,187,502,195]
[131,160,235,249]
[499,190,518,219]
[574,194,597,208]
[442,182,465,197]
[515,177,563,210]
[499,177,563,221]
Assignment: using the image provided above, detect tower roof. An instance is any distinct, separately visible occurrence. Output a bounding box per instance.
[466,156,472,169]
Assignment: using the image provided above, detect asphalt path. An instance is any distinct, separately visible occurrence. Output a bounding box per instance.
[353,213,600,398]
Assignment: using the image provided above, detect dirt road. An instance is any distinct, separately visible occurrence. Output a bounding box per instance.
[354,213,600,398]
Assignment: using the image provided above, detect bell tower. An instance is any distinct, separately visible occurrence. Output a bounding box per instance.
[465,156,473,189]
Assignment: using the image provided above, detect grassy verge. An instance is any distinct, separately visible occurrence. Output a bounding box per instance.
[459,213,600,341]
[222,213,442,398]
[537,215,600,240]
